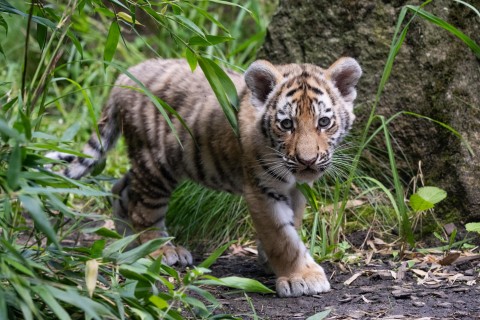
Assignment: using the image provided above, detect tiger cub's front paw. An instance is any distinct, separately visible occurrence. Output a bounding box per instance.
[276,263,330,297]
[150,245,193,267]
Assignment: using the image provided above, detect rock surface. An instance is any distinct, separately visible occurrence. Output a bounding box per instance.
[259,0,480,221]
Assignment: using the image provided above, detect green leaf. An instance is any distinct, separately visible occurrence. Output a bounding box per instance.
[0,14,8,34]
[465,222,480,234]
[36,23,47,50]
[409,194,434,212]
[199,240,235,268]
[60,122,81,141]
[66,30,83,58]
[22,186,110,197]
[0,117,24,142]
[306,309,332,320]
[90,239,106,258]
[119,264,151,283]
[198,276,275,294]
[19,194,60,248]
[0,0,56,29]
[0,291,6,320]
[104,20,120,68]
[7,143,22,189]
[198,56,238,135]
[103,234,139,258]
[416,187,447,204]
[189,35,234,46]
[185,48,198,71]
[48,287,114,319]
[171,14,205,39]
[149,295,168,309]
[32,286,71,320]
[82,226,122,239]
[116,237,170,264]
[181,296,209,315]
[187,285,219,308]
[410,186,447,212]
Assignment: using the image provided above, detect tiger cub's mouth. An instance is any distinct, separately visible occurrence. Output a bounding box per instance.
[294,163,329,182]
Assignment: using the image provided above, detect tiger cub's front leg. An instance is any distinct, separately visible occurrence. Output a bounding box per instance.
[112,170,193,266]
[245,184,330,297]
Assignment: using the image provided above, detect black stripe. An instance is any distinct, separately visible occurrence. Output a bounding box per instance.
[267,192,288,202]
[88,137,102,152]
[139,199,169,210]
[192,119,206,182]
[261,113,269,138]
[286,88,298,97]
[159,164,177,187]
[132,158,171,196]
[325,86,336,106]
[310,87,324,95]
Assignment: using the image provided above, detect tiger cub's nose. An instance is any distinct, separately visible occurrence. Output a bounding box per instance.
[297,156,317,167]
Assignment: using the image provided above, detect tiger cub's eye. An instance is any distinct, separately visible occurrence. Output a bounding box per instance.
[280,119,293,130]
[318,117,331,128]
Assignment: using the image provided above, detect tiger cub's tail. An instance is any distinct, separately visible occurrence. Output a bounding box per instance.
[47,96,121,179]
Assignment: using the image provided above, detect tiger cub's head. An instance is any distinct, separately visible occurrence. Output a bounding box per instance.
[245,58,362,183]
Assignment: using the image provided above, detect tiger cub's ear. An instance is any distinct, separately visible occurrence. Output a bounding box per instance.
[326,57,362,103]
[245,60,282,109]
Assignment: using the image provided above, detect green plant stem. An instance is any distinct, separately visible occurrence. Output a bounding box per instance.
[21,0,35,103]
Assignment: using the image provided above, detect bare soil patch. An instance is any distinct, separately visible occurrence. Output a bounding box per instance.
[205,250,480,319]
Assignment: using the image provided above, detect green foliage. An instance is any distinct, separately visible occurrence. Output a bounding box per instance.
[0,0,271,318]
[465,223,480,234]
[409,187,447,212]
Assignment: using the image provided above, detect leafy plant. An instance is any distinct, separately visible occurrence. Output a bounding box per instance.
[0,0,272,318]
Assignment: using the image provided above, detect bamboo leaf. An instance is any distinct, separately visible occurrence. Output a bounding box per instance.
[36,22,47,50]
[7,143,22,189]
[116,238,170,264]
[104,20,120,68]
[198,240,235,268]
[22,186,110,197]
[189,35,234,46]
[117,11,143,25]
[198,56,238,135]
[48,287,114,319]
[198,276,275,294]
[171,14,205,39]
[306,309,332,320]
[32,286,71,320]
[19,194,60,248]
[0,14,7,34]
[185,48,198,71]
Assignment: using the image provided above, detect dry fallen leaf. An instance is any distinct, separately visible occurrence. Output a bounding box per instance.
[344,271,364,286]
[438,252,461,266]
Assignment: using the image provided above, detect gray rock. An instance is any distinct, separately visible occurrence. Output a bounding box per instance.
[259,0,480,221]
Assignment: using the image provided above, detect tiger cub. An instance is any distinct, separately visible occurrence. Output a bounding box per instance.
[51,57,361,297]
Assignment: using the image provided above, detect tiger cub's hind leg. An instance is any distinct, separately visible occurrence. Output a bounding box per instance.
[112,170,193,266]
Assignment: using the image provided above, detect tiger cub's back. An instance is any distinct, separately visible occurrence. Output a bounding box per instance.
[112,59,246,194]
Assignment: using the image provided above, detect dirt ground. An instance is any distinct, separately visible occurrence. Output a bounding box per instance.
[204,249,480,320]
[30,216,480,320]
